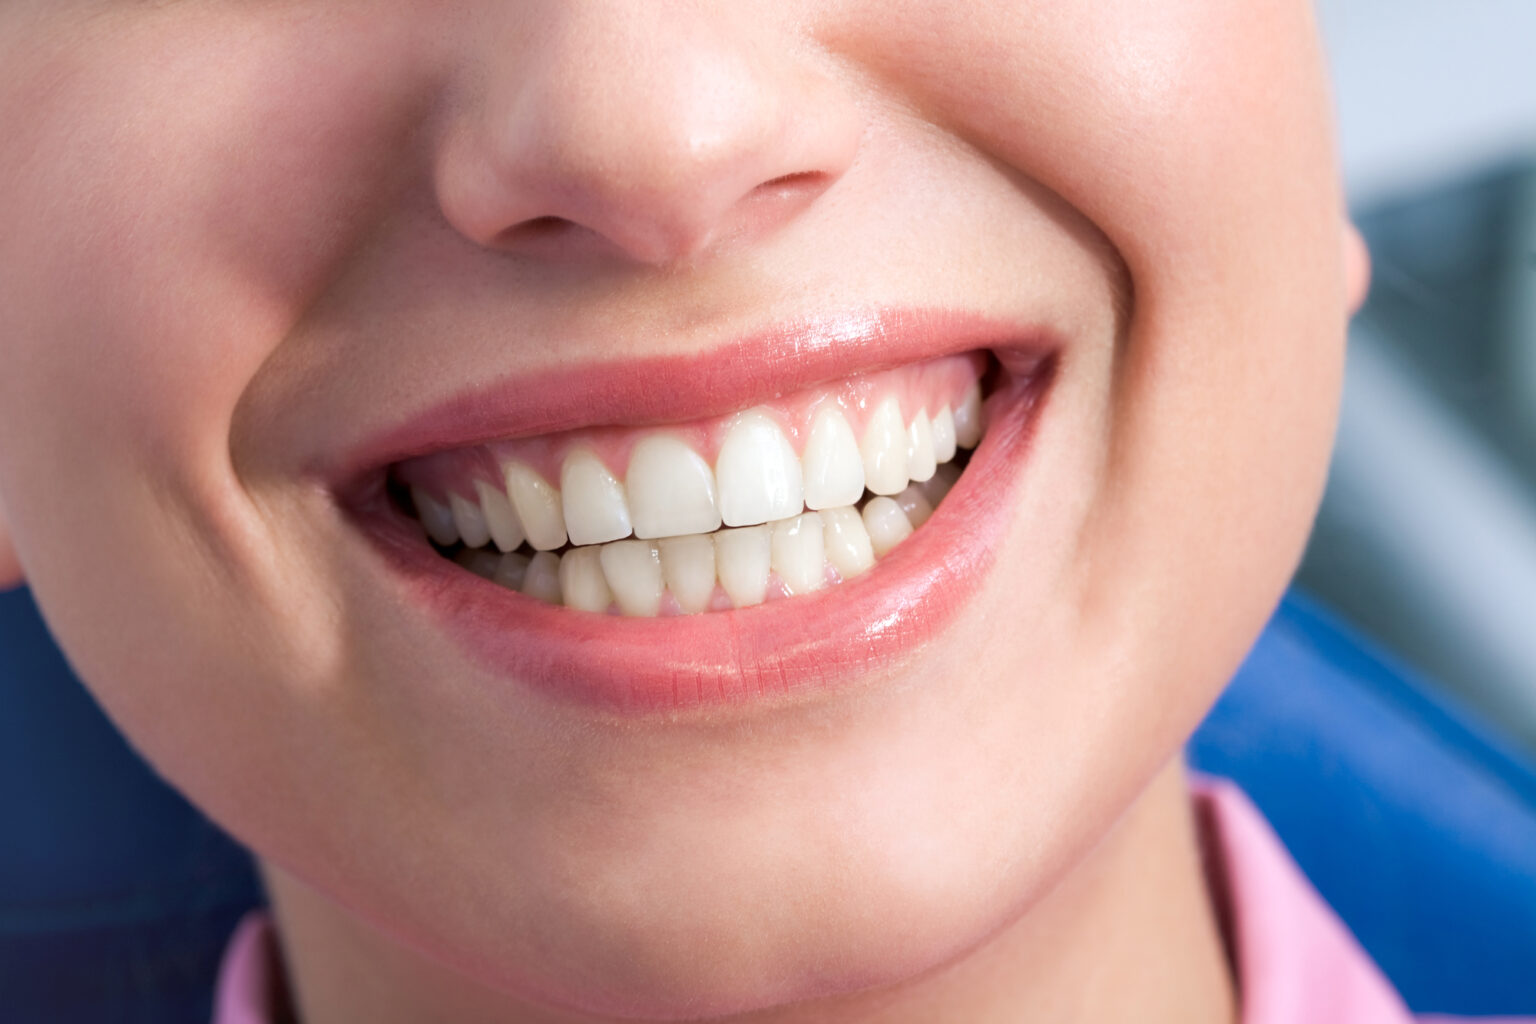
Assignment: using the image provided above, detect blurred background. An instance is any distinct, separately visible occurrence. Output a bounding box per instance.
[1301,0,1536,754]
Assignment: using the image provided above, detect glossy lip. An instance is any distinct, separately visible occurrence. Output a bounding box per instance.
[335,309,1059,714]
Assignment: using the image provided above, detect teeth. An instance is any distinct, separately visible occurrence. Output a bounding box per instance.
[559,547,613,613]
[422,373,986,612]
[905,411,937,484]
[953,382,983,449]
[560,449,633,546]
[917,462,962,507]
[715,525,771,608]
[894,485,935,529]
[627,436,723,539]
[771,513,827,595]
[453,547,501,579]
[931,406,957,464]
[600,540,665,617]
[493,551,531,590]
[412,487,460,546]
[821,506,875,580]
[521,551,563,604]
[475,480,526,552]
[717,411,804,528]
[801,407,865,510]
[862,496,914,557]
[503,462,567,551]
[449,492,492,549]
[658,535,717,614]
[860,396,910,496]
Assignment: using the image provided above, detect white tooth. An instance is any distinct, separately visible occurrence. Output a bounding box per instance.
[770,513,827,595]
[917,462,962,506]
[559,547,613,613]
[560,449,633,546]
[716,410,803,527]
[801,407,865,510]
[475,480,526,552]
[503,462,567,551]
[453,547,501,578]
[953,382,983,449]
[493,551,531,591]
[931,406,957,464]
[449,492,492,549]
[521,551,563,604]
[862,496,914,556]
[714,525,771,608]
[821,506,875,580]
[894,485,935,529]
[905,410,937,483]
[411,487,460,546]
[627,436,722,539]
[658,535,717,614]
[860,396,909,496]
[600,540,665,617]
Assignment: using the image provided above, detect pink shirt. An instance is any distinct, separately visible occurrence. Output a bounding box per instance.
[212,778,1533,1023]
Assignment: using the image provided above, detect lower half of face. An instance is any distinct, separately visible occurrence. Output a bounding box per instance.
[0,0,1346,1016]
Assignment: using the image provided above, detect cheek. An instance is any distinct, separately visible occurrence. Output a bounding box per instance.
[851,0,1347,665]
[0,10,420,597]
[0,10,430,777]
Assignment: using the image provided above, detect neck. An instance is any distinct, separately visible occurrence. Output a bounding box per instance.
[260,760,1236,1024]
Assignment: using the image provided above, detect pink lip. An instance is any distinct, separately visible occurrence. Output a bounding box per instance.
[337,309,1059,714]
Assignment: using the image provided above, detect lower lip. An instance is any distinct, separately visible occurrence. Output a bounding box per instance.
[347,361,1055,715]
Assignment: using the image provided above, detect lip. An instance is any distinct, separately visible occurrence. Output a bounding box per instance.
[337,309,1059,714]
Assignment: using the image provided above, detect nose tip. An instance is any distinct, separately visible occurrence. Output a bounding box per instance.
[434,6,862,266]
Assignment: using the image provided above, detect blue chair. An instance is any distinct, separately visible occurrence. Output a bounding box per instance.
[3,585,1534,1022]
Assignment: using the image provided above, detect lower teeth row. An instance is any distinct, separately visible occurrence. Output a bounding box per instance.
[441,463,961,616]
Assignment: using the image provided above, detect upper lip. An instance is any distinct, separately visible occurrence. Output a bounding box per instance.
[325,306,1060,501]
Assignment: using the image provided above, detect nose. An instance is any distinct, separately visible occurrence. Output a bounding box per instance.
[433,3,863,266]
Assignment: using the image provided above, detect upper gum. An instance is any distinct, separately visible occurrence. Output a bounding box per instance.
[396,352,986,499]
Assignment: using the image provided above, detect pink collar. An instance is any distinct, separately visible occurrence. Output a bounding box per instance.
[213,778,1473,1023]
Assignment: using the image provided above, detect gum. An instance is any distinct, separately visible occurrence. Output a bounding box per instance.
[395,352,987,502]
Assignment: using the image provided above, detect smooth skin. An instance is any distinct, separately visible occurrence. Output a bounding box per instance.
[0,2,1367,1021]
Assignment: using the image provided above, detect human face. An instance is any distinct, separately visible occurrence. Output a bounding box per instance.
[0,0,1350,1017]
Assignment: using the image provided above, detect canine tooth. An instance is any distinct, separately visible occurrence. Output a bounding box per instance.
[821,506,875,580]
[503,462,567,551]
[600,540,665,617]
[860,396,909,496]
[411,487,460,546]
[917,462,962,506]
[931,406,957,463]
[453,547,501,579]
[715,525,771,608]
[801,407,865,510]
[862,496,914,556]
[521,551,562,604]
[770,513,827,595]
[559,547,613,613]
[449,493,491,549]
[493,551,531,590]
[658,535,716,614]
[953,382,983,449]
[475,480,526,552]
[906,411,937,483]
[894,486,935,529]
[717,410,803,527]
[560,450,633,546]
[627,436,722,539]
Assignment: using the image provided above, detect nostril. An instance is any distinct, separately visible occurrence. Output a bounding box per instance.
[753,171,830,201]
[497,215,577,247]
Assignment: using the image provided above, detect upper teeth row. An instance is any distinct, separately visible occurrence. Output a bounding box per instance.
[408,384,983,552]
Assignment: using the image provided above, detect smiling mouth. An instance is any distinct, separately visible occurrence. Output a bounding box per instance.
[391,352,989,616]
[336,310,1058,711]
